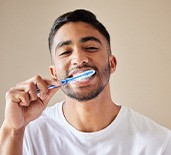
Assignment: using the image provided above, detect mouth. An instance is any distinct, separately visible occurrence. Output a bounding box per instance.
[68,69,93,77]
[75,71,95,82]
[68,69,96,82]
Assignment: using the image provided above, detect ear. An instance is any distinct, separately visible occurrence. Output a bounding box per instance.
[109,55,117,73]
[49,65,57,79]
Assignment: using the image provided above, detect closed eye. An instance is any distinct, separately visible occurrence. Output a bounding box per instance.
[85,47,98,51]
[59,51,72,56]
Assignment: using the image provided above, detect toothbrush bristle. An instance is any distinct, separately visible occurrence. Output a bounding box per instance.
[81,70,95,77]
[84,70,95,77]
[62,69,96,83]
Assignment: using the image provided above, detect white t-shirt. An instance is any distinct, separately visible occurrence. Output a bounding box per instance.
[23,101,171,155]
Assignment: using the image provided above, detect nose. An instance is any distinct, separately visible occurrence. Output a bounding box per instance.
[71,49,89,66]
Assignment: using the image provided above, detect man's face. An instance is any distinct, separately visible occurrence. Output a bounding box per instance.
[50,22,116,101]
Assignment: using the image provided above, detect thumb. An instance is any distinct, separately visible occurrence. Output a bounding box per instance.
[43,79,62,104]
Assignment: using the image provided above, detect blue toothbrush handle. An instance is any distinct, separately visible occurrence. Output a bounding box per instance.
[36,80,67,94]
[36,69,95,94]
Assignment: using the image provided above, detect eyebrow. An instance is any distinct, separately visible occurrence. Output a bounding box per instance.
[80,36,102,44]
[56,40,72,51]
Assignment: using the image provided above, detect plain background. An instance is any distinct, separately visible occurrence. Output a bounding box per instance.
[0,0,170,129]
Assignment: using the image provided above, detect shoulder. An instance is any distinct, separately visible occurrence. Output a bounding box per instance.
[124,106,170,134]
[23,101,67,154]
[122,106,171,135]
[163,133,171,155]
[25,101,64,131]
[122,106,171,153]
[42,101,63,119]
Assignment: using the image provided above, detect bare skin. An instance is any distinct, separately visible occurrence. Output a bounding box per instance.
[0,21,120,154]
[0,76,60,155]
[50,22,120,132]
[64,84,120,132]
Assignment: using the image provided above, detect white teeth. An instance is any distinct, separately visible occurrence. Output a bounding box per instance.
[75,76,90,81]
[73,73,80,78]
[70,70,95,82]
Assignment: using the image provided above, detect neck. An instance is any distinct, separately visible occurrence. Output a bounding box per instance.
[63,84,120,132]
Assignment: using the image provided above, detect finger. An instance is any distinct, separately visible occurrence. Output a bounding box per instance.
[44,78,62,88]
[13,76,61,104]
[41,79,62,104]
[15,82,38,102]
[29,75,48,100]
[16,91,30,106]
[6,89,30,107]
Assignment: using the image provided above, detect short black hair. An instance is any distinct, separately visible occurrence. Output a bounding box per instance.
[48,9,111,53]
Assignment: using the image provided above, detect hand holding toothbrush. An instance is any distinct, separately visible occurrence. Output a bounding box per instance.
[3,70,95,130]
[3,75,61,131]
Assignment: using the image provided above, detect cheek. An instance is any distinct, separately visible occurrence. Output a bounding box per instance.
[54,59,69,79]
[95,56,109,68]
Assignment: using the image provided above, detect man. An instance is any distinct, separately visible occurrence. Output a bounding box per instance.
[0,9,171,155]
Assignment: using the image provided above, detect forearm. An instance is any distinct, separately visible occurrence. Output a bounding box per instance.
[0,123,25,155]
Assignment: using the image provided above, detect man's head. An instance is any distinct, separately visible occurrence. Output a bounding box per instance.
[49,9,116,102]
[48,9,111,55]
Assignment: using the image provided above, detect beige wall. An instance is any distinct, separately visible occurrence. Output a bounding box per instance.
[0,0,170,129]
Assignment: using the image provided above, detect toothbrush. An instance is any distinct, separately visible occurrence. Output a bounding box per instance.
[36,69,95,93]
